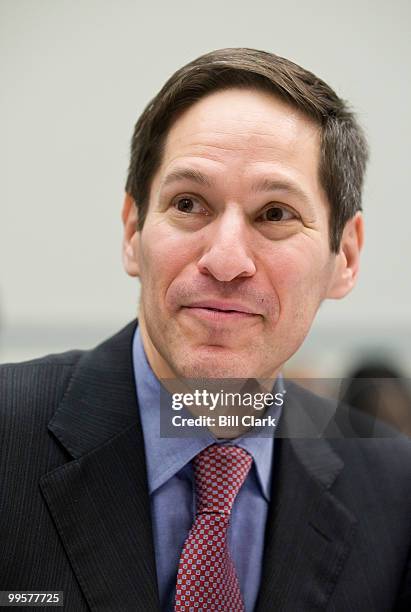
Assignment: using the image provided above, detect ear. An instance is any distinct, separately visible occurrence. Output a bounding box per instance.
[121,192,140,277]
[327,211,364,299]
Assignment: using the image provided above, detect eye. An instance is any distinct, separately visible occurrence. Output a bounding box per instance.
[257,205,296,222]
[173,196,208,214]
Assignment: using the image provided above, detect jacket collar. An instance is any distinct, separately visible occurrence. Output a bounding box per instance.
[47,320,140,459]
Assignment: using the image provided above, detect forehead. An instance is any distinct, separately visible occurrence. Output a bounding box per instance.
[159,87,321,177]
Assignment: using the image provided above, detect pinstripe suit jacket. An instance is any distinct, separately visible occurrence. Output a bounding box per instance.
[1,321,410,611]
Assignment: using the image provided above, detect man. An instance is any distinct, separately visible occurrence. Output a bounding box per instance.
[1,48,410,611]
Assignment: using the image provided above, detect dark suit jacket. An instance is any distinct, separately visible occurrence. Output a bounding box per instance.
[1,321,410,611]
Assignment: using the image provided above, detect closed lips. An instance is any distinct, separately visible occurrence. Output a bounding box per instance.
[179,300,264,328]
[184,301,258,315]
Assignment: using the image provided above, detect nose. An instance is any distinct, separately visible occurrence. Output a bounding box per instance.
[197,208,256,282]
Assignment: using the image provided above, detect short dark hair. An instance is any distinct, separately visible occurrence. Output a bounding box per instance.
[126,48,369,252]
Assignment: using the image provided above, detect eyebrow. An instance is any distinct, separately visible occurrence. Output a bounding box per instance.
[160,167,312,207]
[161,168,214,190]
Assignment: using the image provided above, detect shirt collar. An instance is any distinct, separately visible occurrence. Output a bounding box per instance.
[132,325,282,502]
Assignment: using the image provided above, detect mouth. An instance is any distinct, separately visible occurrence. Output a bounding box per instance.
[182,300,259,323]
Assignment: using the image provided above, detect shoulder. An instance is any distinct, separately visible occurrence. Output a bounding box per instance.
[1,349,83,372]
[0,350,83,426]
[0,348,83,383]
[0,320,138,431]
[285,380,411,483]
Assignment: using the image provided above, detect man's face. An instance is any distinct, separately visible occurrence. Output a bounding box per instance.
[123,88,359,379]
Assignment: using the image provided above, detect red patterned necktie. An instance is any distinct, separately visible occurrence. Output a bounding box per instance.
[174,444,253,611]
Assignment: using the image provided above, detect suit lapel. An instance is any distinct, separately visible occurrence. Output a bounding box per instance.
[40,321,159,612]
[256,388,358,611]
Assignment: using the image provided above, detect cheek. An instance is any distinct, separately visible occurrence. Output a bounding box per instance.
[266,242,332,309]
[138,225,196,300]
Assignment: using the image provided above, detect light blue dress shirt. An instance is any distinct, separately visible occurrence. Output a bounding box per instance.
[132,327,283,611]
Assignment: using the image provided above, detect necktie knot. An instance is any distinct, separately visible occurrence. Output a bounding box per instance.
[193,444,252,515]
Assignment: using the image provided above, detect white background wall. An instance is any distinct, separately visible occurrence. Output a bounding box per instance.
[1,0,410,375]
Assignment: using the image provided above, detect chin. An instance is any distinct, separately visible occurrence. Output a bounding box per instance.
[178,365,250,379]
[173,346,261,380]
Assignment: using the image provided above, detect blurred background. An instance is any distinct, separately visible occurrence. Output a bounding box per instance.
[1,0,410,377]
